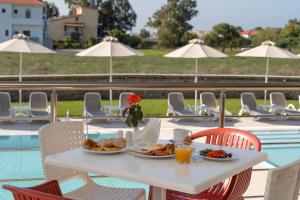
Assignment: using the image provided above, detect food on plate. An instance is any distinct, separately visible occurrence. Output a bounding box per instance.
[83,138,127,152]
[200,148,232,159]
[134,143,175,156]
[97,138,127,148]
[83,139,97,149]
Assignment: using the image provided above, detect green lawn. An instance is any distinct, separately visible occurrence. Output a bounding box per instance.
[0,49,300,76]
[51,99,299,117]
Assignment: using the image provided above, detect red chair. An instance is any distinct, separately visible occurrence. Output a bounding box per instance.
[166,128,261,200]
[2,180,72,200]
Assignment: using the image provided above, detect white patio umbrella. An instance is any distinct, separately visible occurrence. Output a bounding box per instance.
[76,36,143,106]
[236,40,297,105]
[164,39,227,111]
[0,33,55,104]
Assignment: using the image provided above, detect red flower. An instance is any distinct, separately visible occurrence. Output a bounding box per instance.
[127,94,141,105]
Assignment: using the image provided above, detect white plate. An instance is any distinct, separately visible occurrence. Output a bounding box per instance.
[201,155,237,161]
[130,151,175,159]
[82,147,127,154]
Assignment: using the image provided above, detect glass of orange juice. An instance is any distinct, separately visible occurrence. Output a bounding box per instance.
[175,142,193,164]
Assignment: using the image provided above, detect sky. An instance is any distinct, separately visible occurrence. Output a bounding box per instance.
[48,0,300,33]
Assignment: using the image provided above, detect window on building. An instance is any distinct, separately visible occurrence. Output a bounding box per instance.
[5,30,9,37]
[23,30,30,37]
[14,9,18,14]
[1,8,6,13]
[75,17,79,21]
[75,27,79,32]
[25,9,31,18]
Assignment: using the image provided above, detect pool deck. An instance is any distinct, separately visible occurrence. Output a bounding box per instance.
[0,118,299,199]
[1,117,300,136]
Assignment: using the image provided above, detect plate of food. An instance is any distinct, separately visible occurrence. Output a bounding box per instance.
[130,143,175,158]
[199,148,237,161]
[82,138,127,154]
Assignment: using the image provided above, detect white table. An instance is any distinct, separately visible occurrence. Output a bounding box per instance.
[45,143,267,200]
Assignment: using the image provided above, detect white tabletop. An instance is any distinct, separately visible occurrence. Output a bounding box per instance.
[45,143,267,195]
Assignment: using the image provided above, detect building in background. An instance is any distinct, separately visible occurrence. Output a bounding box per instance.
[48,6,98,44]
[0,0,45,44]
[189,30,210,39]
[240,29,258,39]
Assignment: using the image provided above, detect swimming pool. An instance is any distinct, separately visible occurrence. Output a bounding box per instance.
[0,130,299,199]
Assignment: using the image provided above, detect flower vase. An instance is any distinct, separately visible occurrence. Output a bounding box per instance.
[132,126,141,146]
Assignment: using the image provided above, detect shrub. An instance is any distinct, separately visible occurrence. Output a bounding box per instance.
[87,36,97,47]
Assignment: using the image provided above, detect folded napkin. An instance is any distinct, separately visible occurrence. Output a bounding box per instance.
[134,118,161,145]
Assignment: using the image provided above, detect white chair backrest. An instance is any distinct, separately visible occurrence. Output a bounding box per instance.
[264,159,300,200]
[30,92,48,112]
[138,118,161,144]
[270,92,287,108]
[0,92,11,111]
[241,92,257,110]
[168,92,185,111]
[200,92,217,108]
[84,92,102,112]
[39,121,87,181]
[119,92,134,111]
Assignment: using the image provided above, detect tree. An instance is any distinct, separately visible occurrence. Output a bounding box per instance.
[98,0,137,37]
[279,19,300,50]
[251,28,282,46]
[109,29,141,48]
[44,1,59,18]
[204,23,242,52]
[140,28,150,38]
[147,0,198,48]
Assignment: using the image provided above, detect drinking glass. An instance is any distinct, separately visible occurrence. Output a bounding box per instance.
[175,142,193,164]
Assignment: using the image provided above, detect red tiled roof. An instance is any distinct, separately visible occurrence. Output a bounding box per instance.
[0,0,43,5]
[240,30,258,36]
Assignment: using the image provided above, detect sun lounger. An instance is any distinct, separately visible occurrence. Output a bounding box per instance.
[167,92,198,121]
[199,92,232,117]
[239,92,273,117]
[29,92,50,121]
[119,92,134,115]
[270,92,300,116]
[83,92,107,121]
[0,92,13,120]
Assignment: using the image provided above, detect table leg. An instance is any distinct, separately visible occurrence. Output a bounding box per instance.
[152,186,166,200]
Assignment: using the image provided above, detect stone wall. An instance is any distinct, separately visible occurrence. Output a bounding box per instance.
[1,74,299,101]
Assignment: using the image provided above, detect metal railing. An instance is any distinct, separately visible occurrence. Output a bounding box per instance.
[1,82,300,126]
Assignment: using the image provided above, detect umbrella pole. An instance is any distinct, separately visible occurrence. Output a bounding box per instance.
[194,58,198,113]
[109,55,112,107]
[19,52,22,106]
[263,57,270,107]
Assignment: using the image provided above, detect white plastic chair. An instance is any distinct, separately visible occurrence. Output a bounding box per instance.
[0,92,13,120]
[119,92,134,115]
[239,92,273,117]
[270,92,300,116]
[39,121,145,200]
[29,92,50,120]
[167,92,195,117]
[83,92,108,122]
[264,159,300,200]
[199,92,232,117]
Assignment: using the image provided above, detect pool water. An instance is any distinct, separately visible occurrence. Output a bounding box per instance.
[0,130,300,199]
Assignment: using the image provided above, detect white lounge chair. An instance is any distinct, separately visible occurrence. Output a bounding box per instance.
[167,92,197,121]
[264,159,300,200]
[83,92,107,121]
[239,92,273,117]
[270,92,300,116]
[39,121,146,200]
[0,92,13,120]
[29,92,50,120]
[119,92,134,115]
[199,92,232,117]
